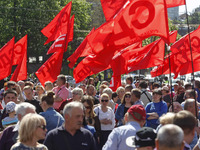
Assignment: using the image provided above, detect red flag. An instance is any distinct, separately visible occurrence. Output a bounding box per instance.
[151,26,200,78]
[88,0,170,56]
[67,28,95,68]
[47,15,74,55]
[0,37,15,80]
[109,74,121,92]
[35,51,64,86]
[100,0,128,21]
[41,1,72,45]
[67,14,74,43]
[151,50,194,78]
[166,0,185,8]
[171,26,200,54]
[10,35,28,81]
[127,30,177,72]
[111,42,143,76]
[12,35,27,65]
[47,34,67,55]
[73,54,111,83]
[127,39,165,72]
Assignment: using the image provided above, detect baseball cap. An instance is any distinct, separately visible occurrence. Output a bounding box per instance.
[6,101,16,113]
[127,105,146,121]
[126,127,157,148]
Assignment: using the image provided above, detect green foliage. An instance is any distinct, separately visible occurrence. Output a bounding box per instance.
[0,0,92,76]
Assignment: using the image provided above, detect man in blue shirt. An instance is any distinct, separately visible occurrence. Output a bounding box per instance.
[44,101,97,150]
[103,105,146,150]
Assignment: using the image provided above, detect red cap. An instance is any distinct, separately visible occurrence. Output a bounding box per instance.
[127,105,146,121]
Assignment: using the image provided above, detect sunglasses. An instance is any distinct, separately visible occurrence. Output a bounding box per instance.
[38,125,46,130]
[125,95,131,98]
[101,99,109,102]
[85,106,91,109]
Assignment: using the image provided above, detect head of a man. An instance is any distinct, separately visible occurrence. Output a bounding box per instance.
[15,102,36,121]
[23,86,34,100]
[169,102,183,113]
[156,124,184,150]
[131,88,141,102]
[126,77,133,85]
[63,101,84,135]
[184,98,199,117]
[4,89,18,104]
[173,110,196,145]
[139,81,148,89]
[56,74,66,87]
[125,105,146,127]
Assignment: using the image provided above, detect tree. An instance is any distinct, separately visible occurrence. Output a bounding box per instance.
[0,0,92,76]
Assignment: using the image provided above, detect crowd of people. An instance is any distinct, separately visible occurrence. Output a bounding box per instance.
[0,74,200,150]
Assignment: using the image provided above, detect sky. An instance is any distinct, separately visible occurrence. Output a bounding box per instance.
[179,0,200,14]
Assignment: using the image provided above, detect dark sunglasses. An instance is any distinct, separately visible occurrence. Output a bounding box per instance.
[38,125,46,130]
[125,95,131,98]
[85,106,91,109]
[101,99,109,102]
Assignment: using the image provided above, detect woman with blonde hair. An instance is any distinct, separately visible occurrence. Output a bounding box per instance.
[94,93,115,148]
[11,113,47,150]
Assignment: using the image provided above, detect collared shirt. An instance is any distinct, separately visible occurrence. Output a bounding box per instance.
[44,125,97,150]
[103,121,141,150]
[134,100,145,107]
[184,142,191,150]
[40,107,64,132]
[53,85,69,100]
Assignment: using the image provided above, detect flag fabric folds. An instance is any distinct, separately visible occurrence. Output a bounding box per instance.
[100,0,128,21]
[67,28,95,68]
[166,0,186,8]
[35,51,64,86]
[41,1,72,45]
[109,74,122,92]
[151,26,200,78]
[87,0,170,57]
[10,35,28,81]
[0,37,15,80]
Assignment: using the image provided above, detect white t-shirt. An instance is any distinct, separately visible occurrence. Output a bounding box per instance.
[94,106,115,131]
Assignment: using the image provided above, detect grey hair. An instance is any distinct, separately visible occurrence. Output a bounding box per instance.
[15,102,36,116]
[63,101,84,117]
[103,88,113,95]
[184,98,195,110]
[157,124,184,148]
[72,87,83,97]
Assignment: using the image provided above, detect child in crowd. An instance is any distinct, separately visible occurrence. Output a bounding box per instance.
[2,101,18,128]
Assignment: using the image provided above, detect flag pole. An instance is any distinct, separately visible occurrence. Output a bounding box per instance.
[185,2,198,119]
[166,45,174,112]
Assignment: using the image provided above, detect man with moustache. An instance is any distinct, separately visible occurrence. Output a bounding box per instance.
[44,101,97,150]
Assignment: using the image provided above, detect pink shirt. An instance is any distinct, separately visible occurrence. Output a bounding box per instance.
[53,85,69,101]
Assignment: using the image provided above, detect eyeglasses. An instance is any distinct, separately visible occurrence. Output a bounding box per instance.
[85,106,91,109]
[101,99,109,102]
[38,125,46,130]
[125,95,131,98]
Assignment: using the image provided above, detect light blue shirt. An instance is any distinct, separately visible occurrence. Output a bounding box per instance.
[103,121,141,150]
[40,107,64,132]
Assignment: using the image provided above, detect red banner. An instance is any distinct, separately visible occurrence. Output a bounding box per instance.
[0,37,15,80]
